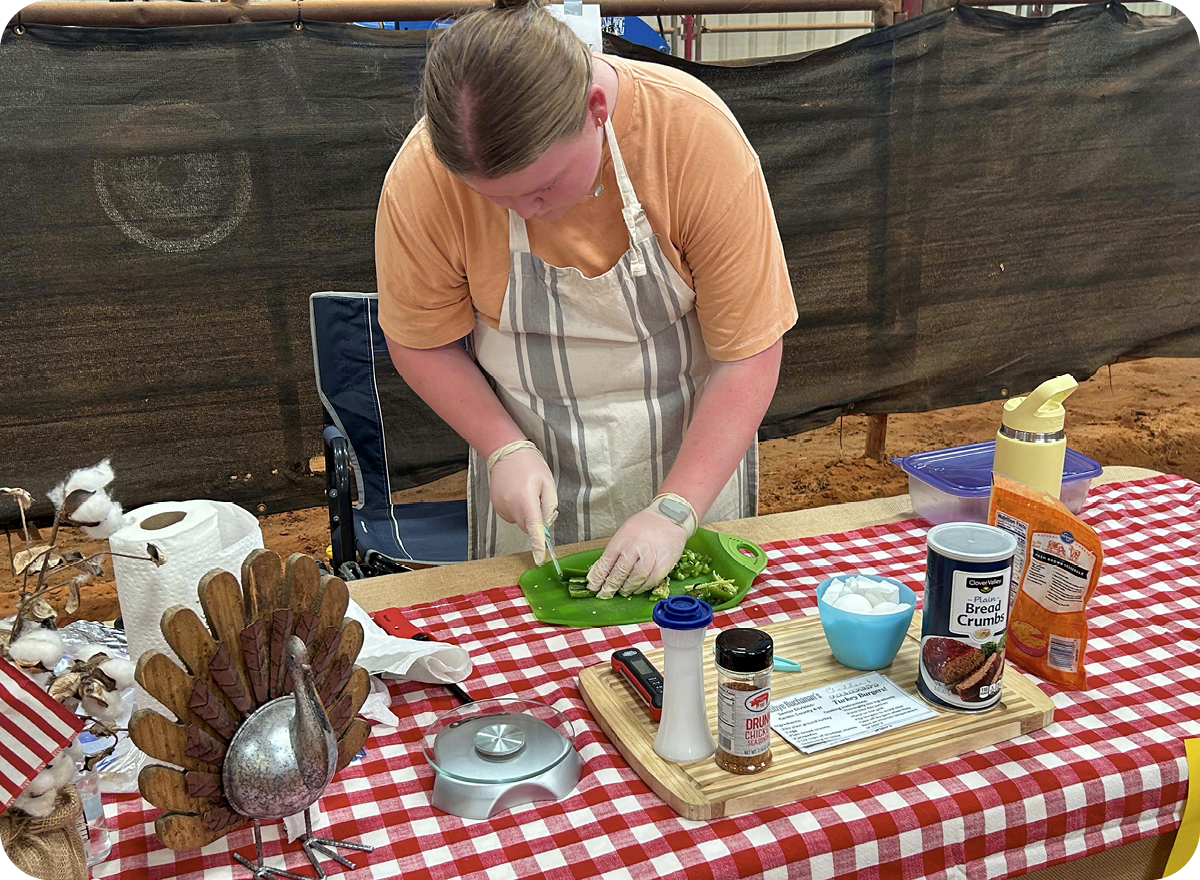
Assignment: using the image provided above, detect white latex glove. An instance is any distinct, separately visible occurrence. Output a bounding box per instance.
[587,505,689,599]
[488,443,557,564]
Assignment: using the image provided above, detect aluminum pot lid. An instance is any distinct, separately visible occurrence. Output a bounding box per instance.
[422,697,576,785]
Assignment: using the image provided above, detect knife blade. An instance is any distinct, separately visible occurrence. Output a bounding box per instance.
[543,523,564,578]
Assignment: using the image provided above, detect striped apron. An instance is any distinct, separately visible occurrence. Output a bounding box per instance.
[467,120,757,559]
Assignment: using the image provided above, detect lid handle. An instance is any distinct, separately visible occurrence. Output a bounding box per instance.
[1012,373,1078,415]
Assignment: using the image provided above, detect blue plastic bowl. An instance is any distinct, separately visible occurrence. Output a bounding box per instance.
[816,575,917,671]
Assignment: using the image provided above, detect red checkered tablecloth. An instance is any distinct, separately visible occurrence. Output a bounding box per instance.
[96,475,1198,880]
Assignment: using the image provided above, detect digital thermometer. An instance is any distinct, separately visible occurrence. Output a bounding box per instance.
[611,647,664,721]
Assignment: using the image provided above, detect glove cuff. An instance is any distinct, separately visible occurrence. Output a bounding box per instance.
[486,439,541,474]
[650,492,698,539]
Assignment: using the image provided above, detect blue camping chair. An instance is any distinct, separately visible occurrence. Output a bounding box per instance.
[309,292,469,577]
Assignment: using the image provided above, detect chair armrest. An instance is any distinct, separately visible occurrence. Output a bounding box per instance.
[323,425,356,571]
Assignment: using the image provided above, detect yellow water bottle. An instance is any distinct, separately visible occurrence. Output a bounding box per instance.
[992,374,1079,498]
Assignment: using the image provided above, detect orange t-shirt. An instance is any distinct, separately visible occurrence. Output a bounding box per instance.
[375,54,797,362]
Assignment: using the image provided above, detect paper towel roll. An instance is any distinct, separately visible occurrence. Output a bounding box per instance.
[109,500,263,714]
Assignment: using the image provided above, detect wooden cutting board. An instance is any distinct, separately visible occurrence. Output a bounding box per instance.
[577,612,1055,820]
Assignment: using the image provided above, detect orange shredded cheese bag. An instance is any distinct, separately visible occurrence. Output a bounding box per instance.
[987,474,1104,690]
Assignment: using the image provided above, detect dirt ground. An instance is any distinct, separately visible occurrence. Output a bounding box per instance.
[4,357,1197,624]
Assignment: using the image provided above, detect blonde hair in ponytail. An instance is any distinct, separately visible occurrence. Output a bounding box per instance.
[420,0,594,179]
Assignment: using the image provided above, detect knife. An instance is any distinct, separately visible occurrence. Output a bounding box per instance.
[543,523,564,578]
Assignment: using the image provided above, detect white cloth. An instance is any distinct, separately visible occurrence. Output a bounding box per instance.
[345,600,472,684]
[467,120,756,559]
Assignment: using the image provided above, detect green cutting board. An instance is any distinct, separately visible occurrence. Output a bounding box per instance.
[518,528,768,627]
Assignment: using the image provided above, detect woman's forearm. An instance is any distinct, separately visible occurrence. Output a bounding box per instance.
[384,336,526,458]
[658,338,784,519]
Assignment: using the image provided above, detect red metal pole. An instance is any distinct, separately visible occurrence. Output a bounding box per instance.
[682,13,695,59]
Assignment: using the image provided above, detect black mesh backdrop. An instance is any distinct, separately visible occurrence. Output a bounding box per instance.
[1,5,1197,517]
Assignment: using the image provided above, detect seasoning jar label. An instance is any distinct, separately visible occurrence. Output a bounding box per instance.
[717,683,771,757]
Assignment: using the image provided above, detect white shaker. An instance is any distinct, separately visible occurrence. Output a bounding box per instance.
[652,595,717,763]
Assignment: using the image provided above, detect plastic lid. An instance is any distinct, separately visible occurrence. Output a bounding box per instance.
[927,522,1017,563]
[653,595,713,630]
[1001,374,1078,433]
[714,628,773,672]
[892,441,1102,498]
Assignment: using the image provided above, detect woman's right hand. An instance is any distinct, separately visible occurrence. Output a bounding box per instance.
[488,445,558,564]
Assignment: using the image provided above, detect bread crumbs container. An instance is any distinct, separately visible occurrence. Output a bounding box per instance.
[714,628,773,774]
[918,523,1017,712]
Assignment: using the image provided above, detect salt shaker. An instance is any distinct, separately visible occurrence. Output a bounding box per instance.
[652,595,716,763]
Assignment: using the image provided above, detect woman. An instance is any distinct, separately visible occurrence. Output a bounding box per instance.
[375,0,796,597]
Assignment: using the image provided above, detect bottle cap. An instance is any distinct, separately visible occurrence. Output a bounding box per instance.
[1001,374,1078,434]
[714,628,773,672]
[652,595,713,630]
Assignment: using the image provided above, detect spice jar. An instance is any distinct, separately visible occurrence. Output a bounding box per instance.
[714,628,773,774]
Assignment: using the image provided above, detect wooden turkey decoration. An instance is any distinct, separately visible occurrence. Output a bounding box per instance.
[129,549,373,876]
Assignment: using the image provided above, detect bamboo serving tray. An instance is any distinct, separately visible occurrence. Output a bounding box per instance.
[577,612,1055,819]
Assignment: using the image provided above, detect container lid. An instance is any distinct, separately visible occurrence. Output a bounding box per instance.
[653,595,713,631]
[422,698,575,785]
[892,441,1102,498]
[927,522,1018,562]
[714,628,773,672]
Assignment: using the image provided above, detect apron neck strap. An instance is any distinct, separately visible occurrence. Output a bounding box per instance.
[508,208,531,254]
[604,119,649,276]
[604,119,638,214]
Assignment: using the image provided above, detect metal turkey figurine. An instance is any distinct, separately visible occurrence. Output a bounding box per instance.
[129,549,374,879]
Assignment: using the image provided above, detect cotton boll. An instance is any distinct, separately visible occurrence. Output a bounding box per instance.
[18,628,64,651]
[24,765,61,796]
[47,459,115,510]
[24,669,52,689]
[832,593,873,614]
[45,749,74,777]
[82,692,124,723]
[64,738,83,764]
[74,643,109,663]
[9,630,65,668]
[100,658,135,691]
[82,500,126,540]
[68,486,118,528]
[12,787,59,818]
[50,754,77,788]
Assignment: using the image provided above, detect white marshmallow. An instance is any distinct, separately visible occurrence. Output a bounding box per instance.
[870,601,913,616]
[823,575,911,615]
[832,593,874,614]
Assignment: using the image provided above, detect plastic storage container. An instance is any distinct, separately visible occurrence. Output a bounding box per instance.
[892,441,1101,525]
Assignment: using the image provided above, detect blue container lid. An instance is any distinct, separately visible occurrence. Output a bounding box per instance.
[653,595,713,630]
[891,440,1101,498]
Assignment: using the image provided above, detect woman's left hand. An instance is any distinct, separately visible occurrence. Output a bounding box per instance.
[587,506,688,598]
